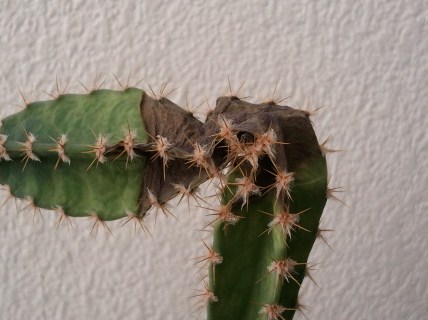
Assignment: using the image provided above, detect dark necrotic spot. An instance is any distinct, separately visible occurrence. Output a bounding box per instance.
[237,131,254,144]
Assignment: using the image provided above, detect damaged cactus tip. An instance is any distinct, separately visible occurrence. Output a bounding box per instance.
[0,83,333,320]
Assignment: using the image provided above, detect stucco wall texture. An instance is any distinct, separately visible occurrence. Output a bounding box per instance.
[0,0,426,319]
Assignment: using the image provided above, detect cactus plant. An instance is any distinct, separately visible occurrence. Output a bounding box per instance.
[0,83,332,320]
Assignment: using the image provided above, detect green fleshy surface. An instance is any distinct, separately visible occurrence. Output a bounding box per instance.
[1,88,147,155]
[0,88,147,220]
[0,157,145,220]
[279,156,328,319]
[208,155,327,320]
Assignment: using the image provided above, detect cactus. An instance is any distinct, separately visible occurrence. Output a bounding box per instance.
[202,97,328,320]
[0,83,332,320]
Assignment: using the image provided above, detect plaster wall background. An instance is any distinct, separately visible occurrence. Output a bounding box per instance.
[0,0,427,319]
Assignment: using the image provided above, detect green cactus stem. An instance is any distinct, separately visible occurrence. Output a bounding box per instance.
[203,97,328,320]
[0,88,206,222]
[0,88,147,220]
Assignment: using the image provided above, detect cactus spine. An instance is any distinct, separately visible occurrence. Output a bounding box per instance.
[0,83,332,320]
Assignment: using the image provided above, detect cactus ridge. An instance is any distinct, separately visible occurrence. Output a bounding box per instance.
[0,85,335,320]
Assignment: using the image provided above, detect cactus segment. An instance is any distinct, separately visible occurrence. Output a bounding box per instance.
[0,88,147,220]
[204,97,328,320]
[208,156,327,320]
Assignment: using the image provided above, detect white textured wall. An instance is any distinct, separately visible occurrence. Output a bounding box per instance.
[0,1,427,319]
